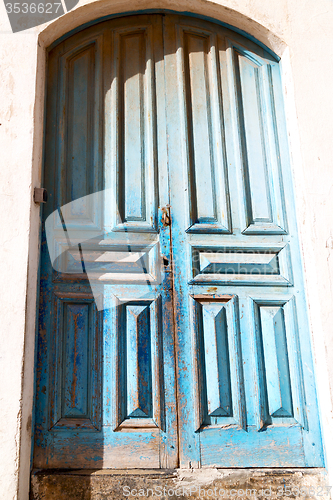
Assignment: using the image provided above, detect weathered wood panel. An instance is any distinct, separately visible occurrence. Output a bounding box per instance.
[163,13,324,468]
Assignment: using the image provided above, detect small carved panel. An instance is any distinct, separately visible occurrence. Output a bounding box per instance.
[191,245,292,286]
[114,297,164,430]
[56,38,103,232]
[49,293,101,430]
[252,298,307,428]
[111,26,158,232]
[61,240,161,285]
[191,295,245,429]
[201,302,233,417]
[126,304,152,417]
[178,27,231,233]
[230,44,287,234]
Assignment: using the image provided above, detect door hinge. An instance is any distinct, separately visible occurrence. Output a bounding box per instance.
[34,187,48,204]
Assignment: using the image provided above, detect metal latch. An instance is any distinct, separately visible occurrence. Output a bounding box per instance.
[161,205,171,227]
[34,187,48,204]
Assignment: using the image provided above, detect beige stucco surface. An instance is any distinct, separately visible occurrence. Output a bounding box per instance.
[1,0,333,498]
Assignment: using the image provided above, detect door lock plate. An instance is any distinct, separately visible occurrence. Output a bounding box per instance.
[161,205,171,226]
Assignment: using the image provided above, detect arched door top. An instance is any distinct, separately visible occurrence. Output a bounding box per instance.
[39,6,286,58]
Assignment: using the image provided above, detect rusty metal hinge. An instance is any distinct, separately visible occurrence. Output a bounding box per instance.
[34,187,48,204]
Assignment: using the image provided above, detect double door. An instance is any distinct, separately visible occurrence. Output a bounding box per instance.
[34,13,324,469]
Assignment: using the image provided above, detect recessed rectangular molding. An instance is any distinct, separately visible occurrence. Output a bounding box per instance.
[178,27,231,233]
[56,39,103,232]
[62,302,90,418]
[191,244,292,286]
[253,298,307,429]
[202,303,232,417]
[126,304,152,417]
[191,295,245,428]
[110,27,158,233]
[201,251,279,274]
[68,247,149,276]
[58,239,161,285]
[261,306,293,418]
[67,47,95,214]
[122,33,146,221]
[114,297,163,430]
[49,293,101,430]
[230,43,287,234]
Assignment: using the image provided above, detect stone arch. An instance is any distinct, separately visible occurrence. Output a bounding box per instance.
[37,1,287,56]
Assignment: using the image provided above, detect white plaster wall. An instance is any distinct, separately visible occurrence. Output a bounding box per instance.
[1,0,333,498]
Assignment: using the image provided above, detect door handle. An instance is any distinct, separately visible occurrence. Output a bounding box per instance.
[161,205,171,227]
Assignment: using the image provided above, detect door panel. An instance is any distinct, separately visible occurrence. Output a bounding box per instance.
[163,14,324,467]
[49,293,101,432]
[34,14,178,469]
[229,46,287,234]
[191,295,245,429]
[174,25,231,234]
[108,23,159,233]
[34,13,324,470]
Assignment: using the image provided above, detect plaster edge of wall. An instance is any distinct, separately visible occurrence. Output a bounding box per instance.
[279,47,333,487]
[17,41,47,500]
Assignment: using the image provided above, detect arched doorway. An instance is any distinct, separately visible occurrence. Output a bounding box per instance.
[33,12,324,469]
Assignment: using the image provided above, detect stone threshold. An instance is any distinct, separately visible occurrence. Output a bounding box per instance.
[30,467,329,500]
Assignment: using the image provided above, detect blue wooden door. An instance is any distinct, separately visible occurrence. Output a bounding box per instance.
[163,14,324,467]
[34,13,324,469]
